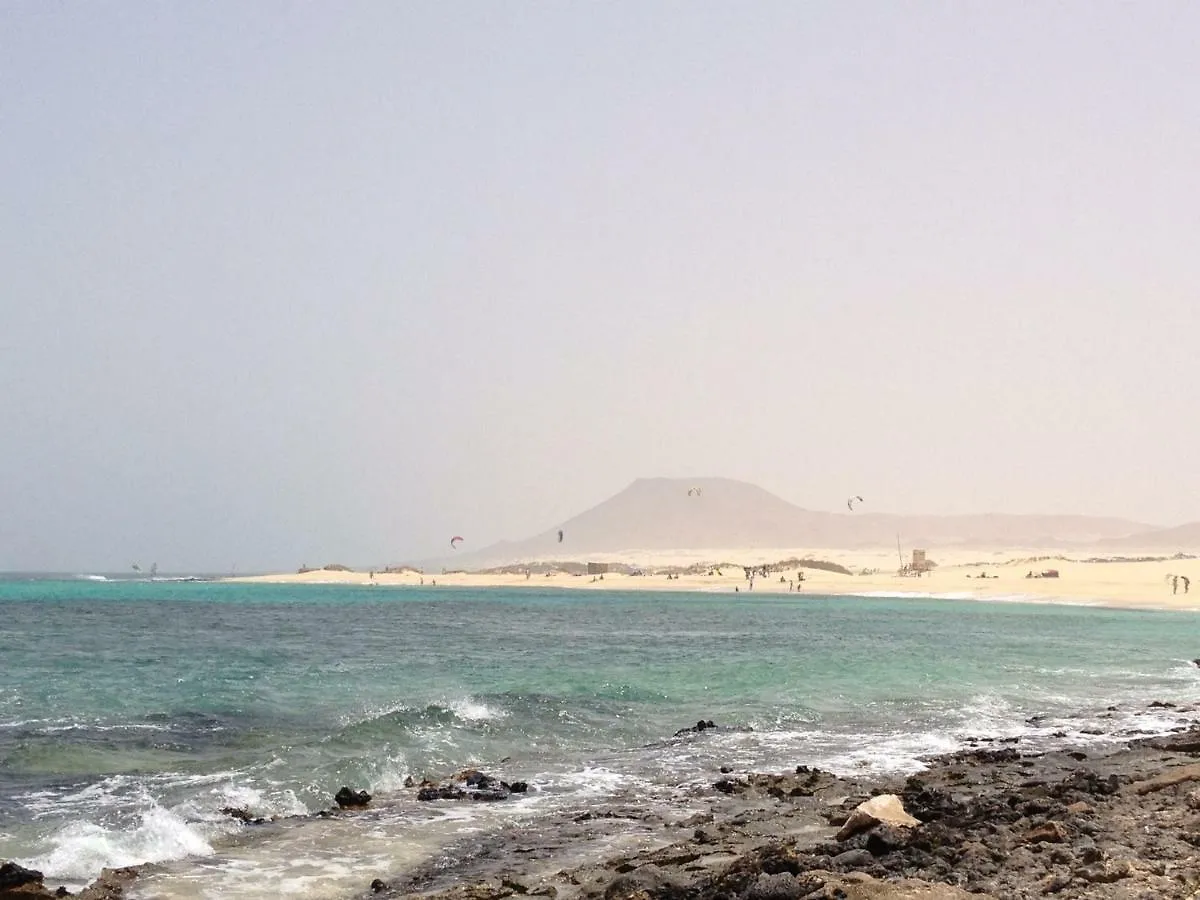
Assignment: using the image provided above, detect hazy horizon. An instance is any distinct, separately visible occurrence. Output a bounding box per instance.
[3,3,1198,572]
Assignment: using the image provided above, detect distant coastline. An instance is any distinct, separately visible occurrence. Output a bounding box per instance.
[225,545,1200,612]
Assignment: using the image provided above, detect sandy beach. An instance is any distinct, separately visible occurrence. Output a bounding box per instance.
[226,546,1200,611]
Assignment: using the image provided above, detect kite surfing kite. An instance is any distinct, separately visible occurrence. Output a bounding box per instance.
[847,495,863,511]
[687,487,703,497]
[450,535,464,549]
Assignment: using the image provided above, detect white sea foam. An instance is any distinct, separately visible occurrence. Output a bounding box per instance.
[448,697,505,722]
[18,804,215,886]
[361,752,416,794]
[39,721,172,733]
[211,782,309,819]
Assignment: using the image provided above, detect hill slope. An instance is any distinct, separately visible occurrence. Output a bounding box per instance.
[441,477,1153,568]
[1096,522,1200,551]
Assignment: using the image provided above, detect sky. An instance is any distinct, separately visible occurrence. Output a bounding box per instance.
[2,3,1198,572]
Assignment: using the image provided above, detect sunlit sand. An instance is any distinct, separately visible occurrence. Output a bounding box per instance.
[227,546,1200,611]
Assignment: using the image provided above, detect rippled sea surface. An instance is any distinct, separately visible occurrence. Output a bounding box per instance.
[2,576,1197,897]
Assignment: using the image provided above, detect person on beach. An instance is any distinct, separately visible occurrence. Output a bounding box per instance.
[1184,576,1191,594]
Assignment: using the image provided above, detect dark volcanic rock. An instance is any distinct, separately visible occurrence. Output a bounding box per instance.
[674,719,718,737]
[220,806,268,825]
[418,786,467,801]
[76,866,139,900]
[416,771,528,802]
[334,787,372,808]
[374,735,1200,900]
[1,862,44,892]
[1149,729,1200,753]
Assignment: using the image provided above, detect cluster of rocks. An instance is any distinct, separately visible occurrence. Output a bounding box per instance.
[0,863,137,900]
[409,768,529,802]
[12,710,1200,900]
[370,709,1200,900]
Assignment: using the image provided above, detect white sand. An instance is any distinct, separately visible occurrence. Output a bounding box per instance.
[226,546,1200,611]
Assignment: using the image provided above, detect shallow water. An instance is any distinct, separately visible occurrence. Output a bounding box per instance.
[1,577,1197,896]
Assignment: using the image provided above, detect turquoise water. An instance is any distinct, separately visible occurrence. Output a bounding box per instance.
[1,578,1197,897]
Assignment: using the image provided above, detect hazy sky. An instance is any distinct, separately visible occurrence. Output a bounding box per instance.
[2,3,1198,572]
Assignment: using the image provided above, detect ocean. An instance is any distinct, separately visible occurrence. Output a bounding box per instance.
[1,576,1197,898]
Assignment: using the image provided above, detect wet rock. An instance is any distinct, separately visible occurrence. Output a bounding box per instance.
[418,786,467,801]
[948,747,1020,765]
[1149,730,1200,753]
[505,781,529,793]
[674,719,718,737]
[471,789,510,802]
[0,874,65,899]
[463,771,496,790]
[0,862,45,892]
[76,867,139,900]
[370,879,390,893]
[335,787,372,808]
[220,806,267,825]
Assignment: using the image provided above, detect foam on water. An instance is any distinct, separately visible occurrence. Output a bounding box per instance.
[17,803,217,888]
[448,696,506,722]
[5,581,1200,895]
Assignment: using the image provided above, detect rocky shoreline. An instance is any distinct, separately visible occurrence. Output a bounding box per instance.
[6,706,1200,900]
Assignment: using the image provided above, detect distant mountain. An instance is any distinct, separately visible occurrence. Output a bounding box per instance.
[1095,522,1200,552]
[437,477,1153,568]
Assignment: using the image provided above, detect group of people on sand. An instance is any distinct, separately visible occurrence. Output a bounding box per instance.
[1168,574,1191,595]
[732,567,806,593]
[776,572,806,592]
